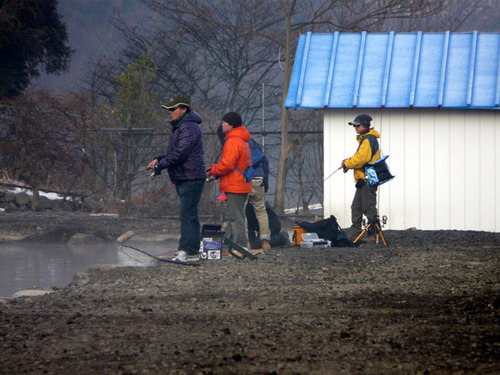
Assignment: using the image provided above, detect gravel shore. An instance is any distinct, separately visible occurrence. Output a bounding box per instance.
[0,213,499,374]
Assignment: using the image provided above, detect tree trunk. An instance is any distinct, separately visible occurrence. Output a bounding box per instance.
[274,109,289,215]
[273,7,294,215]
[32,186,39,211]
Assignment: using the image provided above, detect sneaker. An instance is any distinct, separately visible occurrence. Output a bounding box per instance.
[172,251,188,262]
[186,253,200,262]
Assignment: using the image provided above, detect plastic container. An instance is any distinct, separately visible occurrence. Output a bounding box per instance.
[301,232,319,241]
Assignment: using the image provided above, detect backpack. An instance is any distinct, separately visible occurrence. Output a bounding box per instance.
[235,165,254,182]
[295,215,358,248]
[365,155,395,187]
[248,139,265,167]
[362,135,395,187]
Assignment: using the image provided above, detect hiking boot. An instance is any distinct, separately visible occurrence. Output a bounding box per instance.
[172,251,188,262]
[261,239,271,251]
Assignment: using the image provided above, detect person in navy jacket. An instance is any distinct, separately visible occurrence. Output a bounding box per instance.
[147,94,206,262]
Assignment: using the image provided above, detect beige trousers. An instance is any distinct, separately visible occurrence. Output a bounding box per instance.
[247,177,271,240]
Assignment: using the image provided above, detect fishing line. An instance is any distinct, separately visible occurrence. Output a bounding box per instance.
[104,183,176,214]
[119,244,200,267]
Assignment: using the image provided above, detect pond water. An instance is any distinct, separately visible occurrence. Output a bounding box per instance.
[0,241,176,298]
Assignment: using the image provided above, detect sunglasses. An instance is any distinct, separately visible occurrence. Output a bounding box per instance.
[168,106,178,112]
[353,124,361,127]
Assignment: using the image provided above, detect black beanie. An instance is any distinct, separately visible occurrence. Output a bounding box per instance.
[222,112,242,128]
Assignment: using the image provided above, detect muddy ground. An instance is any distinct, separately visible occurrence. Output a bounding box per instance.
[0,212,499,374]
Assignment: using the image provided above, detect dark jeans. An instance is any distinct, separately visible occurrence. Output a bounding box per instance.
[176,179,205,255]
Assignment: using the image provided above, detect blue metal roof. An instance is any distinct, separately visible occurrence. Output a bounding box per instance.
[285,31,500,109]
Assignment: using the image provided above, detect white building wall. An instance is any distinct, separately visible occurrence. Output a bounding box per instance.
[323,109,500,232]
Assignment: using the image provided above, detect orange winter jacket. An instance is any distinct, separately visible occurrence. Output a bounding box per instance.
[209,126,252,194]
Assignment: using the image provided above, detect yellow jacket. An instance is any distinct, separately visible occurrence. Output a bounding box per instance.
[344,129,381,182]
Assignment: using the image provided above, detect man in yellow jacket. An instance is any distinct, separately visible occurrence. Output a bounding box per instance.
[341,114,381,238]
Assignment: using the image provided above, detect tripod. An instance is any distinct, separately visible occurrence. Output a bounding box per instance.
[353,215,388,246]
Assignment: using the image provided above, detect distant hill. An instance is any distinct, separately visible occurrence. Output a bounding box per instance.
[34,0,500,94]
[35,0,151,93]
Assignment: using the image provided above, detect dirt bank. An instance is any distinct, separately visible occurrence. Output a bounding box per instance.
[0,212,180,243]
[0,214,499,374]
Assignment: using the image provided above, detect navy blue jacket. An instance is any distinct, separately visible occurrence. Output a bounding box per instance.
[155,110,206,184]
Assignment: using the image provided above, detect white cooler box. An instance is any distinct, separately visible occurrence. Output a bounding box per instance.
[300,232,330,248]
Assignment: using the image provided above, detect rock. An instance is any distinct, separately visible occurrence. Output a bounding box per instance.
[36,196,53,211]
[12,289,54,298]
[4,191,16,203]
[60,200,76,212]
[4,202,20,212]
[131,233,177,242]
[117,230,135,243]
[0,232,29,241]
[15,192,31,207]
[71,271,90,285]
[82,197,105,213]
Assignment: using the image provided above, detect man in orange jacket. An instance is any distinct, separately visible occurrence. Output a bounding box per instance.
[207,112,252,248]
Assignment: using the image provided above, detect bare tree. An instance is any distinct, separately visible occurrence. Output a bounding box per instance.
[0,90,86,207]
[111,0,282,119]
[85,0,486,215]
[269,0,451,214]
[287,110,324,213]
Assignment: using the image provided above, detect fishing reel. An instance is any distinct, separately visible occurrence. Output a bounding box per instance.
[362,214,388,228]
[380,215,388,227]
[150,165,162,177]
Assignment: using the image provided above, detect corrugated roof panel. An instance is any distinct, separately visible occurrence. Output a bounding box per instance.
[285,31,500,110]
[473,33,500,107]
[386,34,418,107]
[300,33,334,108]
[414,33,446,107]
[443,33,473,107]
[357,33,390,108]
[327,34,361,107]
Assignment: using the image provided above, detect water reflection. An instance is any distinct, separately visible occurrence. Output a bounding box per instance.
[0,241,178,298]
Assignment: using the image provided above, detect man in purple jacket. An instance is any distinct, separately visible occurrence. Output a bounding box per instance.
[147,94,206,262]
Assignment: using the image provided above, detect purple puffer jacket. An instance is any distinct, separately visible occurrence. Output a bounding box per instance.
[155,110,206,184]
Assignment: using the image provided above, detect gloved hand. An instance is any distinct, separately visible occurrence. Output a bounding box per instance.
[341,159,348,173]
[355,179,365,189]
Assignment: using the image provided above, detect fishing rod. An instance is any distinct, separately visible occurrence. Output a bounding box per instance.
[323,166,343,182]
[104,182,176,214]
[120,244,200,267]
